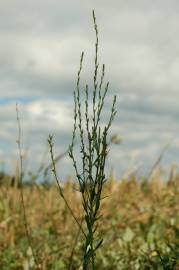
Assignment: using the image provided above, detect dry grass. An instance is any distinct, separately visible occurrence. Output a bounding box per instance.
[0,168,179,269]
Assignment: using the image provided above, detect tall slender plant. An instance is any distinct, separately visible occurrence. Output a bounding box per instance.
[49,10,116,269]
[68,10,117,270]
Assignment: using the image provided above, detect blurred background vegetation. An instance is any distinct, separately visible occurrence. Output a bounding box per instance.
[0,166,178,269]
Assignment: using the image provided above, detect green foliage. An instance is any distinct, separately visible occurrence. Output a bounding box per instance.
[0,247,21,270]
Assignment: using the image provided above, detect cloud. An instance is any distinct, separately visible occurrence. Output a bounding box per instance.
[0,0,179,177]
[1,0,179,98]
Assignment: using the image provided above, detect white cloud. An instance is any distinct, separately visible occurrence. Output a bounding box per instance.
[26,100,73,132]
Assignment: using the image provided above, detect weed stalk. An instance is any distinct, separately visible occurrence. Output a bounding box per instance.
[16,103,40,269]
[68,10,117,270]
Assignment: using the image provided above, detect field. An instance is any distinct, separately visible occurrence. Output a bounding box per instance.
[1,9,179,270]
[0,169,179,270]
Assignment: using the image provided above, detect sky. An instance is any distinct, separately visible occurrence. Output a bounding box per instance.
[0,0,179,180]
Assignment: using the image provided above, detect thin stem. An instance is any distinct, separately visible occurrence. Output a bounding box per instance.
[16,103,40,269]
[48,135,86,238]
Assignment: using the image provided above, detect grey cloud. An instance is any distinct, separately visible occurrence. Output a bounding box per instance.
[1,0,179,102]
[0,1,179,177]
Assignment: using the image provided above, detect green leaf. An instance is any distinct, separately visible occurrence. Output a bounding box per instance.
[95,239,103,251]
